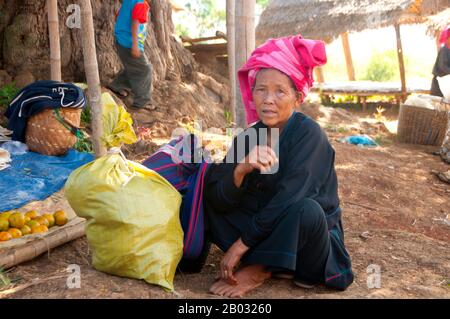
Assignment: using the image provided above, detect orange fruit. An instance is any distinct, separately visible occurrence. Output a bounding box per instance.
[0,231,12,241]
[24,216,31,223]
[26,220,40,229]
[31,225,48,234]
[25,210,39,220]
[0,211,13,221]
[54,210,68,226]
[35,216,49,227]
[20,225,32,236]
[43,214,55,228]
[9,213,25,228]
[7,228,22,238]
[0,219,9,231]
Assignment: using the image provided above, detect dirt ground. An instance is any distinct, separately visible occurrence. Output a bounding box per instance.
[1,104,449,299]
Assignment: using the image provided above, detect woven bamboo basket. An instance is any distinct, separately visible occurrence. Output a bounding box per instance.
[397,104,449,146]
[25,108,82,156]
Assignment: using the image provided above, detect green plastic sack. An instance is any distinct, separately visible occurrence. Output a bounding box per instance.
[65,93,183,291]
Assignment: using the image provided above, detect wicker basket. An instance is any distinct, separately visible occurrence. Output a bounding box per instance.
[25,108,82,156]
[397,104,449,146]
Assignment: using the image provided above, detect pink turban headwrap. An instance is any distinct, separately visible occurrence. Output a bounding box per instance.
[238,35,327,125]
[439,26,450,47]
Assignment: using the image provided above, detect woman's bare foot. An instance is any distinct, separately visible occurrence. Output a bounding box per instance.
[209,265,271,298]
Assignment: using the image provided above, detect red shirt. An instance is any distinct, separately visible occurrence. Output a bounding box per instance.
[115,0,150,23]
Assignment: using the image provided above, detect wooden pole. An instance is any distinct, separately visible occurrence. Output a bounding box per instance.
[226,0,237,125]
[436,32,442,52]
[235,0,255,128]
[47,0,61,81]
[80,0,106,157]
[314,67,325,83]
[394,24,407,102]
[340,32,355,81]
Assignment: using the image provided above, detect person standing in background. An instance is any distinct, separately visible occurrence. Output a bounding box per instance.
[109,0,155,110]
[430,26,450,97]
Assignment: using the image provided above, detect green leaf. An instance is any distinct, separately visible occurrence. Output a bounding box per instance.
[0,83,19,107]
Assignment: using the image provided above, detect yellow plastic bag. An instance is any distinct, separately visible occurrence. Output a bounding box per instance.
[65,93,183,291]
[101,93,137,148]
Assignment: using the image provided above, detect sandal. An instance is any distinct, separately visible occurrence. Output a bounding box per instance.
[293,279,316,289]
[107,86,129,98]
[131,103,157,111]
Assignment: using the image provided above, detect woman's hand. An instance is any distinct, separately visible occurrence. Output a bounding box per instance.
[239,145,278,174]
[233,145,278,188]
[131,46,141,58]
[220,238,249,285]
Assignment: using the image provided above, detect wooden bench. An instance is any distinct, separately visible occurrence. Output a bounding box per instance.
[310,81,430,111]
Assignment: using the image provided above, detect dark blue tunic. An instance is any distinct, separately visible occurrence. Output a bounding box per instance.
[431,46,450,97]
[204,112,354,290]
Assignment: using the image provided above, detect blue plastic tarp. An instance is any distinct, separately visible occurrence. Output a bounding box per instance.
[340,135,378,147]
[0,149,94,212]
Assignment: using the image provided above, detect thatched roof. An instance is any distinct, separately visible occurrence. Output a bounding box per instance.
[256,0,450,44]
[426,8,450,36]
[170,0,185,12]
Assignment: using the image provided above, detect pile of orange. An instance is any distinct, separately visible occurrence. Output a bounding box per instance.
[0,210,68,242]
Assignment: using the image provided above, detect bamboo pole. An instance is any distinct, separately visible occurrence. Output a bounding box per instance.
[394,24,407,102]
[79,0,106,157]
[47,0,62,81]
[0,218,85,269]
[340,32,355,81]
[314,67,325,83]
[235,0,255,128]
[226,0,237,125]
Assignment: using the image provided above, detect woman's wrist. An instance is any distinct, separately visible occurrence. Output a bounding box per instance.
[233,238,249,256]
[236,163,253,176]
[233,163,252,188]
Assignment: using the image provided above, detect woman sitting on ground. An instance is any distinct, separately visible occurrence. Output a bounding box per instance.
[203,35,354,298]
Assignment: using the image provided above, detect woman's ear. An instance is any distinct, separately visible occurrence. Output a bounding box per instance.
[295,92,303,106]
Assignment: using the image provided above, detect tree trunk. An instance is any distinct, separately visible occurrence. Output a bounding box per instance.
[0,0,229,135]
[235,0,255,128]
[0,0,196,85]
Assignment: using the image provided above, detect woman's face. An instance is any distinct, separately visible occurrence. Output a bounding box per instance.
[252,68,302,129]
